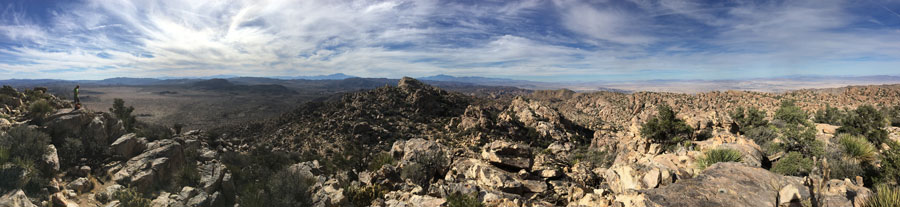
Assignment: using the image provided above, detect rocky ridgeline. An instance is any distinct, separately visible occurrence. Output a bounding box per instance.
[3,80,898,207]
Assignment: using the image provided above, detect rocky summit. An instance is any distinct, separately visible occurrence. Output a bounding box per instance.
[2,78,900,207]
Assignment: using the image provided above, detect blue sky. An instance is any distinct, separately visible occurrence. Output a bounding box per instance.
[1,0,900,81]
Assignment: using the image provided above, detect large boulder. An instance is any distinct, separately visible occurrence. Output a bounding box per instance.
[40,144,60,174]
[198,162,227,193]
[110,133,147,160]
[444,158,546,194]
[110,139,185,191]
[481,140,532,170]
[0,189,37,207]
[640,163,812,207]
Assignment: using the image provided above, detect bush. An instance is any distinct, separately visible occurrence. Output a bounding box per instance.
[110,98,136,132]
[27,99,54,120]
[779,124,825,158]
[828,157,866,181]
[640,104,693,151]
[267,167,315,207]
[0,126,50,163]
[771,151,814,176]
[568,147,612,168]
[864,185,900,207]
[838,134,877,163]
[368,152,396,172]
[446,191,483,207]
[838,105,889,146]
[814,105,844,125]
[346,184,387,207]
[745,126,778,146]
[114,187,151,207]
[696,148,743,169]
[775,100,808,126]
[882,106,900,127]
[730,106,768,134]
[57,138,84,168]
[879,141,900,186]
[136,124,173,141]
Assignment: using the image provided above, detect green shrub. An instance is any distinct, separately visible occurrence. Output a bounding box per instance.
[882,106,900,127]
[27,99,54,119]
[745,126,778,146]
[814,105,844,125]
[771,151,814,176]
[0,126,50,163]
[828,157,866,181]
[568,147,612,168]
[696,148,743,169]
[863,185,900,207]
[0,146,8,164]
[267,167,315,207]
[730,106,769,134]
[838,105,889,146]
[774,100,808,126]
[368,152,396,172]
[346,184,387,207]
[640,104,693,151]
[114,187,152,207]
[136,124,172,141]
[57,138,84,168]
[110,98,136,132]
[879,141,900,186]
[838,134,877,163]
[779,124,825,158]
[446,191,483,207]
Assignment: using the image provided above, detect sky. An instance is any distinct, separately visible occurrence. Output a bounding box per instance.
[1,0,900,81]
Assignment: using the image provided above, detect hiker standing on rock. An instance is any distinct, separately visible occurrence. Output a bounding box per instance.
[73,85,81,109]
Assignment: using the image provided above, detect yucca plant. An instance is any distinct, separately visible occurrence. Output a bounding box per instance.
[696,148,743,169]
[864,185,900,207]
[838,134,877,163]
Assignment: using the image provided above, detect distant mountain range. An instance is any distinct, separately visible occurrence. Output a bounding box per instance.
[3,74,900,93]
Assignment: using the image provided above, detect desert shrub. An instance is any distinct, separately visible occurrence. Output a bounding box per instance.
[640,104,693,151]
[838,134,877,163]
[267,167,315,207]
[828,157,866,181]
[446,191,484,207]
[838,105,889,146]
[0,126,50,163]
[110,98,136,132]
[221,148,300,207]
[368,152,396,172]
[864,185,900,207]
[882,106,900,127]
[814,105,844,125]
[730,106,769,134]
[775,100,808,126]
[401,163,427,186]
[57,138,84,168]
[745,126,779,146]
[27,99,54,120]
[568,147,613,168]
[779,124,825,158]
[136,124,172,141]
[879,141,900,186]
[771,151,814,176]
[696,148,743,169]
[114,187,152,207]
[346,184,387,207]
[0,94,19,109]
[173,123,185,135]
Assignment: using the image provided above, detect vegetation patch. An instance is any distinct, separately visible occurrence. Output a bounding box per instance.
[640,104,694,151]
[696,148,743,169]
[446,191,484,207]
[771,151,814,176]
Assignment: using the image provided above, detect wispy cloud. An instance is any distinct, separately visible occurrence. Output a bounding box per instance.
[0,0,899,80]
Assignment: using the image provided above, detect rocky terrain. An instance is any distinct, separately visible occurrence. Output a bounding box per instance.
[2,79,900,207]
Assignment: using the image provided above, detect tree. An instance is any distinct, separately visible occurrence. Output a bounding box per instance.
[110,98,136,132]
[838,105,888,146]
[640,104,693,151]
[814,105,844,125]
[775,100,808,127]
[730,106,768,135]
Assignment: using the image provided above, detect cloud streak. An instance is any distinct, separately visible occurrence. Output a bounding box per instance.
[0,0,899,81]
